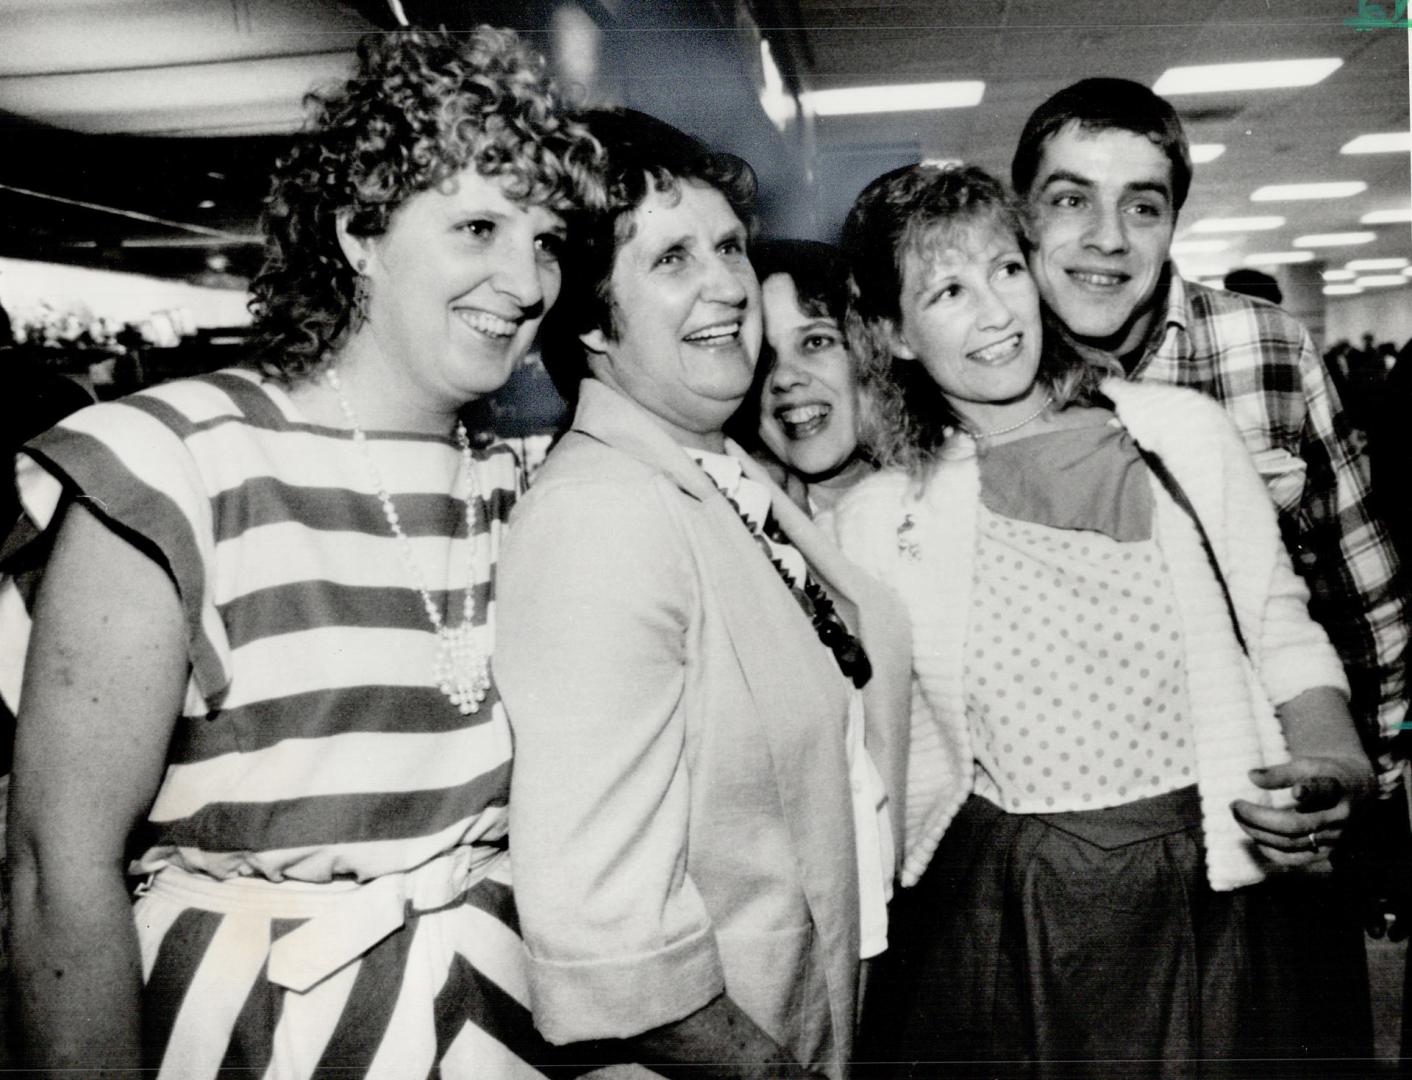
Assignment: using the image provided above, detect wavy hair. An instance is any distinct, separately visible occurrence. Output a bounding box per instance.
[249,26,605,379]
[843,162,1106,479]
[538,108,757,402]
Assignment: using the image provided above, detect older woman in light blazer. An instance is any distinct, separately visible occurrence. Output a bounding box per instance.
[494,111,906,1080]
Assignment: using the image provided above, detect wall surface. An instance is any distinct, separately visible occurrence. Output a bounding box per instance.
[1324,287,1412,351]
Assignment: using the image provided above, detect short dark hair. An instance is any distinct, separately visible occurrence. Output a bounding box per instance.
[749,238,851,326]
[249,27,604,380]
[727,238,853,454]
[1011,77,1193,212]
[1222,268,1283,306]
[539,108,757,399]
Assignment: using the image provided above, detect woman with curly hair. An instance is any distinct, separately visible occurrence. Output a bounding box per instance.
[5,27,602,1077]
[832,163,1374,1076]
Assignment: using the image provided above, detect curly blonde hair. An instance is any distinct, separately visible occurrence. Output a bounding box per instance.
[843,162,1106,479]
[249,26,605,378]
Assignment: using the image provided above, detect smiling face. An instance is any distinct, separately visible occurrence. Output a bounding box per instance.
[348,163,566,421]
[1025,123,1177,356]
[758,273,861,482]
[892,215,1046,433]
[583,179,762,449]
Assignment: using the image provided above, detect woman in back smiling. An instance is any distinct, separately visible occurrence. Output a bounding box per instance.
[744,239,875,515]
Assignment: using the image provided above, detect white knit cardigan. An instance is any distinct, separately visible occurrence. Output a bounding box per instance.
[829,379,1348,893]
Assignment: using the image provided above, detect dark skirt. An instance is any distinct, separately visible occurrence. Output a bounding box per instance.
[856,787,1372,1079]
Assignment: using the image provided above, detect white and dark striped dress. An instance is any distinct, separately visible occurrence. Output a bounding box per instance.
[8,368,585,1078]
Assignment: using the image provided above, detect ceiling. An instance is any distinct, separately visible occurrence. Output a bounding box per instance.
[0,0,1407,295]
[790,0,1412,282]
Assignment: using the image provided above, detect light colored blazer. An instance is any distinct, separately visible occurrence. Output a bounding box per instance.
[832,378,1349,893]
[496,378,860,1077]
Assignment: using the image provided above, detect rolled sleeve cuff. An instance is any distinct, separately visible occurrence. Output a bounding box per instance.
[1262,653,1349,712]
[526,925,727,1044]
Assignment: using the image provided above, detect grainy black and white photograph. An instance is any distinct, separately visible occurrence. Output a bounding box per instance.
[0,1,1409,1076]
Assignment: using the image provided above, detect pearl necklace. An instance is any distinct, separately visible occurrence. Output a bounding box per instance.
[964,393,1054,442]
[325,367,490,715]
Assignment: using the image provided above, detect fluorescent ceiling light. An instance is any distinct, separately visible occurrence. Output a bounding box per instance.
[1153,58,1341,95]
[1170,254,1229,278]
[1322,269,1358,281]
[757,40,795,133]
[1361,208,1412,224]
[0,53,357,136]
[1346,257,1410,270]
[1323,284,1364,296]
[1355,275,1408,287]
[1243,251,1314,266]
[1175,268,1230,283]
[803,80,984,116]
[1293,232,1377,248]
[1190,144,1226,164]
[1191,216,1285,233]
[1170,239,1230,254]
[1341,132,1412,155]
[1251,182,1366,201]
[1404,266,1412,277]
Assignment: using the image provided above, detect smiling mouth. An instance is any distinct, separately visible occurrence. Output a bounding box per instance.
[967,333,1025,366]
[1066,269,1130,289]
[682,321,742,346]
[775,402,831,440]
[456,310,519,339]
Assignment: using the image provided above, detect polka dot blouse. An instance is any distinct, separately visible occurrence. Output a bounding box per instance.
[966,419,1196,813]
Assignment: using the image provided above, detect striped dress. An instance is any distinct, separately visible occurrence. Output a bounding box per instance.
[5,368,586,1078]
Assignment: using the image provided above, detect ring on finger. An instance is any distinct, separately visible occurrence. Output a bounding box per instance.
[1306,832,1321,852]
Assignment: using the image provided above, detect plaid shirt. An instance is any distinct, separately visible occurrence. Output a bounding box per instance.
[1128,272,1408,775]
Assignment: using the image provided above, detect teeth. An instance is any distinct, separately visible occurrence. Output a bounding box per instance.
[458,311,517,338]
[1070,271,1125,287]
[779,404,829,425]
[683,321,741,343]
[969,335,1022,364]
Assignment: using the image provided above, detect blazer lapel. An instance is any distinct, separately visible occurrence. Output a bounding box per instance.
[728,441,913,871]
[687,491,860,1048]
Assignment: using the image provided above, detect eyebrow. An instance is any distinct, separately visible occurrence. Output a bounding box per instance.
[1038,169,1095,191]
[1038,168,1172,201]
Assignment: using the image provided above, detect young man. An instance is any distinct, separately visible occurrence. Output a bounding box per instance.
[1012,78,1408,786]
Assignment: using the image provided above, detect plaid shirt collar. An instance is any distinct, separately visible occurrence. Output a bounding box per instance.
[1129,263,1186,374]
[1044,262,1186,377]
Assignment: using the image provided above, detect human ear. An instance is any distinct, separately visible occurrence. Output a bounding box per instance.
[334,211,374,275]
[580,327,609,357]
[887,320,918,361]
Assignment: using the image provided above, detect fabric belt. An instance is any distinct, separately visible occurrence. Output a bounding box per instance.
[1029,783,1201,850]
[142,845,506,993]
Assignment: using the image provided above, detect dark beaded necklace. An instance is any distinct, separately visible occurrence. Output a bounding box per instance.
[714,484,872,690]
